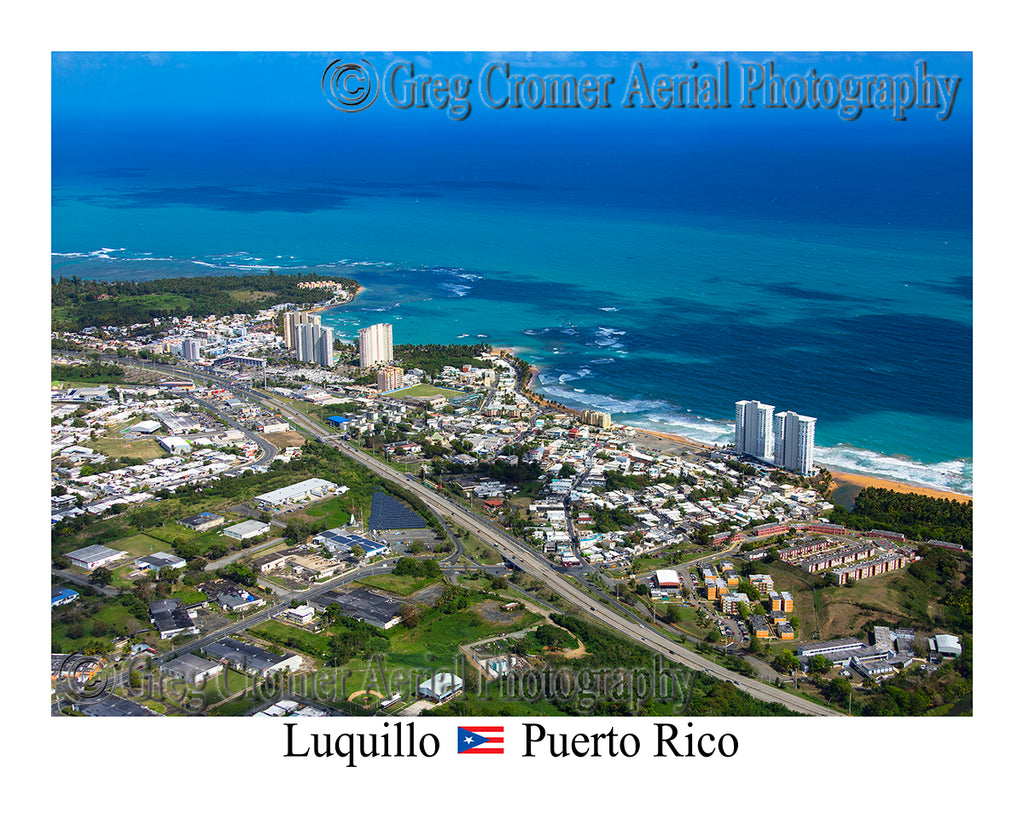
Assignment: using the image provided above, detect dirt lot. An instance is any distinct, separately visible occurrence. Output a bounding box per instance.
[474,600,527,625]
[264,429,306,448]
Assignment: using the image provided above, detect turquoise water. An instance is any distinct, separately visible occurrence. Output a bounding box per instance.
[51,189,972,495]
[51,51,972,494]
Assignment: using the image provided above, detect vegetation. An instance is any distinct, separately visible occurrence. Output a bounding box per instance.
[826,486,972,549]
[514,623,579,653]
[52,272,357,331]
[393,557,443,579]
[590,505,639,533]
[392,343,491,378]
[52,362,126,383]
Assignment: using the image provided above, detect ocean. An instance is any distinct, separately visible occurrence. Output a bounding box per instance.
[51,54,973,495]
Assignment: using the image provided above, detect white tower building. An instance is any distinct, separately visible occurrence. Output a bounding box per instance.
[734,400,775,461]
[773,411,816,475]
[358,323,394,368]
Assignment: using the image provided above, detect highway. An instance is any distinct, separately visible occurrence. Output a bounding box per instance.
[102,354,839,716]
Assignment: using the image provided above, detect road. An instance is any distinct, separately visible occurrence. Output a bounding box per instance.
[100,354,839,716]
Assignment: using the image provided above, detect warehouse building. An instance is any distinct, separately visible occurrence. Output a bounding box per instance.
[417,672,463,703]
[180,512,225,532]
[65,544,128,570]
[223,519,272,541]
[652,569,681,590]
[203,638,302,677]
[158,436,192,455]
[161,654,224,685]
[135,552,186,573]
[254,478,342,509]
[149,598,200,640]
[316,587,404,630]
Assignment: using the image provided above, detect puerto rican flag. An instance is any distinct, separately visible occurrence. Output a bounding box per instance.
[457,725,504,754]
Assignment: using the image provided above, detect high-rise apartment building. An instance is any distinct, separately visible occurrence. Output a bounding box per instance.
[296,323,334,368]
[580,409,612,429]
[734,400,775,461]
[377,366,404,392]
[180,338,201,361]
[359,323,394,368]
[282,310,321,350]
[773,411,816,475]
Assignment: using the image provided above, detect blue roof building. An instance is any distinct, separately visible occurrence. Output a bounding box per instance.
[51,588,79,608]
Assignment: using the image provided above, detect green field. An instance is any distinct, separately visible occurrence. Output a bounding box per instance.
[383,384,471,400]
[108,532,172,557]
[392,605,541,661]
[144,522,214,545]
[91,434,164,461]
[655,601,713,639]
[249,620,332,659]
[296,495,362,531]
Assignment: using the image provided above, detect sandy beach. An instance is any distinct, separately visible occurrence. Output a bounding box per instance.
[631,427,716,453]
[309,284,365,314]
[627,429,971,503]
[826,469,972,503]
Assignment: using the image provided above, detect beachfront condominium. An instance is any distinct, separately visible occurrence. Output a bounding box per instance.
[296,323,334,368]
[773,410,816,475]
[735,400,775,461]
[359,323,394,368]
[282,310,321,350]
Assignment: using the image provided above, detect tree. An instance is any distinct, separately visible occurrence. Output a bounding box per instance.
[808,654,833,675]
[736,580,759,600]
[772,649,800,674]
[90,566,113,586]
[400,603,419,628]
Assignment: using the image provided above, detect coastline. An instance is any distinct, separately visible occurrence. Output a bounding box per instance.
[825,469,972,503]
[309,284,365,315]
[616,427,971,502]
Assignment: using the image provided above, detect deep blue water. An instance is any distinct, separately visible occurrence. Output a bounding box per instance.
[52,56,972,494]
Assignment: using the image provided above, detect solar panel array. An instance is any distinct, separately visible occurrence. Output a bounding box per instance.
[368,491,427,530]
[318,528,385,553]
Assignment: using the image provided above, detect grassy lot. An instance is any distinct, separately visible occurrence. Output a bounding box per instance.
[392,605,542,663]
[227,289,278,303]
[655,601,713,639]
[384,384,471,400]
[52,597,148,654]
[459,530,502,564]
[249,620,332,660]
[108,532,170,557]
[90,434,164,461]
[144,522,207,544]
[51,516,138,559]
[187,528,247,554]
[293,495,363,531]
[175,586,209,606]
[739,557,932,641]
